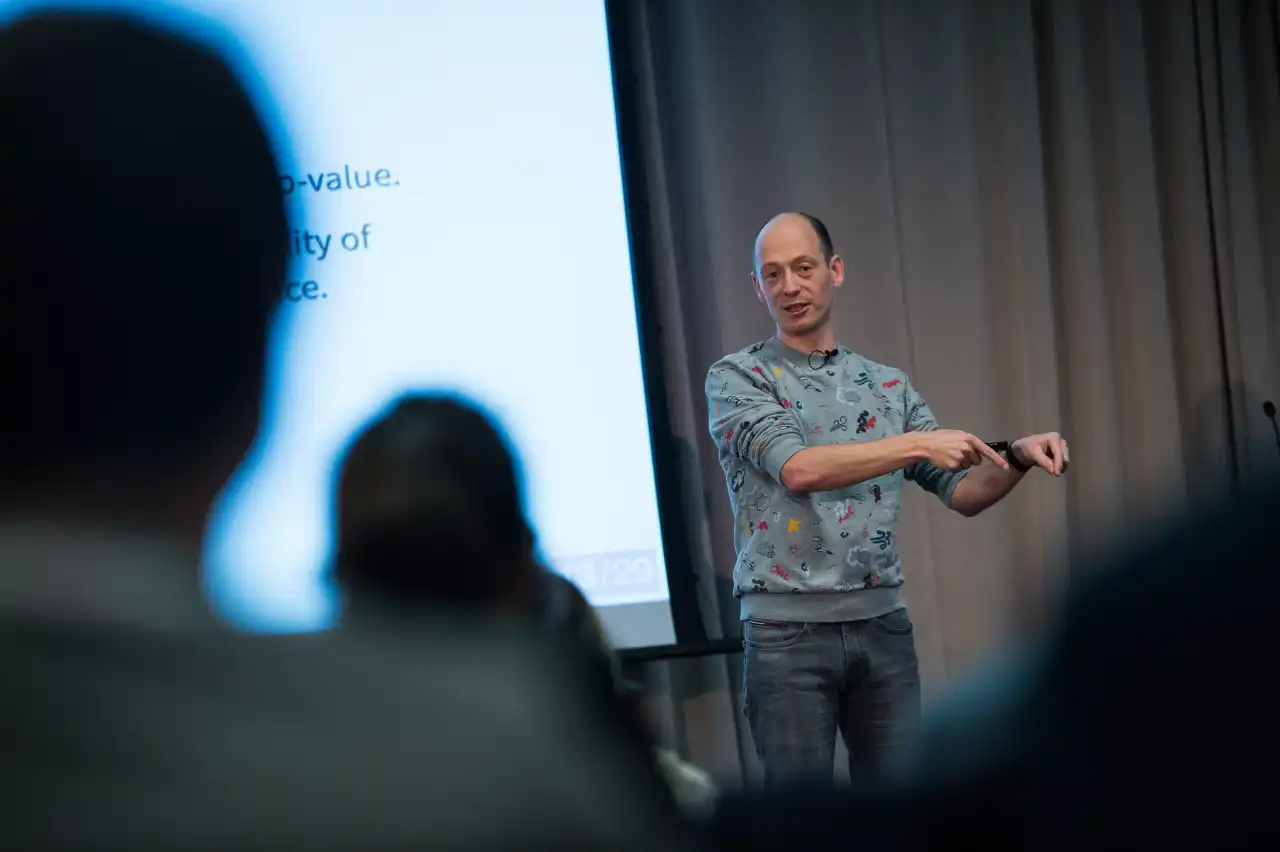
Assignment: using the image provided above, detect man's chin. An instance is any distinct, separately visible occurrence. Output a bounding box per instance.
[780,313,826,338]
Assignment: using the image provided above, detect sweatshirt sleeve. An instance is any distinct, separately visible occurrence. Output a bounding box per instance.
[706,356,807,485]
[901,376,968,507]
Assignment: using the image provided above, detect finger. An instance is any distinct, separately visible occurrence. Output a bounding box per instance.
[1042,436,1059,475]
[1050,436,1066,475]
[1061,439,1070,471]
[970,438,1010,469]
[963,448,983,466]
[1027,445,1056,475]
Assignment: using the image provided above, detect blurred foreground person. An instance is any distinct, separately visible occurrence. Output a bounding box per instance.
[708,480,1279,849]
[0,10,698,850]
[337,393,719,817]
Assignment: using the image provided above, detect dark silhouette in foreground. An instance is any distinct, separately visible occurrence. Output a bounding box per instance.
[336,393,718,815]
[708,480,1279,848]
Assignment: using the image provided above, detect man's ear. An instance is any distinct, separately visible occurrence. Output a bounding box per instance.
[751,271,768,305]
[829,254,846,288]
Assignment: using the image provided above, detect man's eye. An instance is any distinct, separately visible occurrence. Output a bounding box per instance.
[798,265,813,273]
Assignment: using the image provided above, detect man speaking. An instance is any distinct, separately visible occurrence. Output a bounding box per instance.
[705,212,1069,788]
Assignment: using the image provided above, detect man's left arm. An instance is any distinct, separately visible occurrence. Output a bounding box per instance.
[948,432,1070,517]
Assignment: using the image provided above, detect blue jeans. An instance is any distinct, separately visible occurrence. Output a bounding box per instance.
[741,608,922,788]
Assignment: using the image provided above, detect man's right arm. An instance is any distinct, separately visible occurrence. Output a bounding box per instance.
[778,436,928,494]
[706,359,927,495]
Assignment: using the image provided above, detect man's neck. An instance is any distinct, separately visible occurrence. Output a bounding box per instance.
[777,327,838,355]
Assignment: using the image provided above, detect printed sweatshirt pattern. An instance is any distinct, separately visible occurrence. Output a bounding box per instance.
[705,338,966,623]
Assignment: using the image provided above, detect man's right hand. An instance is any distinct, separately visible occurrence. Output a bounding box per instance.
[915,430,1009,471]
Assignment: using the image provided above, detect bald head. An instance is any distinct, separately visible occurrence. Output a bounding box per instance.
[753,212,833,271]
[750,212,844,343]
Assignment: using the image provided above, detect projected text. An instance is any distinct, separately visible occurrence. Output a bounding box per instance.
[280,166,396,302]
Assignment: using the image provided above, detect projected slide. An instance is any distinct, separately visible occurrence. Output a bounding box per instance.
[3,0,674,647]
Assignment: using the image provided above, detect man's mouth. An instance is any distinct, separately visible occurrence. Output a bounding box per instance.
[785,303,810,315]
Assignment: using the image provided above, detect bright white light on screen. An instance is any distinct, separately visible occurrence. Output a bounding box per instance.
[0,0,675,647]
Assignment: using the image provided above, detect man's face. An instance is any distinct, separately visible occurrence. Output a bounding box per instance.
[751,217,844,338]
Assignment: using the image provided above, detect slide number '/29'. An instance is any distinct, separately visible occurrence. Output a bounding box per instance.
[604,556,654,588]
[553,549,664,602]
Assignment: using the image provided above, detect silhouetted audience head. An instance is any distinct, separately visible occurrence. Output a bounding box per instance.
[335,394,538,609]
[0,10,285,507]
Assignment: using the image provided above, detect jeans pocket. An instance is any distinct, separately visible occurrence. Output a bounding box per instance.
[742,619,807,650]
[871,607,914,635]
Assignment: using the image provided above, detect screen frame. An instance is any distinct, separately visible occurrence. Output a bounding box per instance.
[602,0,711,652]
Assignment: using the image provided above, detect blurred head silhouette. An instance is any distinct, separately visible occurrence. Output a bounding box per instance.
[0,10,286,537]
[335,394,540,612]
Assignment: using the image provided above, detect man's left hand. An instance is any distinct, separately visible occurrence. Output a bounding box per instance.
[1011,432,1069,477]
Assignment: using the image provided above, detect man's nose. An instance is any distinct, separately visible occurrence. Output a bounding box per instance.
[781,271,802,294]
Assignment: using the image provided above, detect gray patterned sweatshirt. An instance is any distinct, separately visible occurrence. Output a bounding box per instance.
[706,338,967,623]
